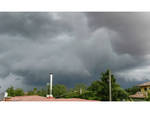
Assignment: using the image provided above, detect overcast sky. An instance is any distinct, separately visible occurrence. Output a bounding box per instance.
[0,12,150,92]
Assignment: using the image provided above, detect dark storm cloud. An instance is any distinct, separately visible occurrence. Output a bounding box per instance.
[86,12,150,56]
[0,12,150,91]
[0,13,73,39]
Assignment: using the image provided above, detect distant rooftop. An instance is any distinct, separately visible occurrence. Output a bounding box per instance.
[129,92,145,98]
[137,82,150,87]
[5,95,98,101]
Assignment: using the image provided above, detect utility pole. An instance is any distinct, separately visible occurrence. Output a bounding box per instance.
[109,70,112,101]
[79,88,82,95]
[49,73,53,97]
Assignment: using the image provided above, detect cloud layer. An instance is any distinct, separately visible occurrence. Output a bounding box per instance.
[0,12,150,91]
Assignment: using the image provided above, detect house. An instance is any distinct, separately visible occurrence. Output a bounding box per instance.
[129,82,150,100]
[137,82,150,94]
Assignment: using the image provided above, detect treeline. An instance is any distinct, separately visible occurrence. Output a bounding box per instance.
[6,87,24,97]
[6,69,140,101]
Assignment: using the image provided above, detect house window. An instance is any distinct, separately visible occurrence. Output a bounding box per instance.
[144,88,147,91]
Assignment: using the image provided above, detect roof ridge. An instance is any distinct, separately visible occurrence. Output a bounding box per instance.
[137,81,150,87]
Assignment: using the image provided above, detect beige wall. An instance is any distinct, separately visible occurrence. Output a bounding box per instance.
[140,86,150,96]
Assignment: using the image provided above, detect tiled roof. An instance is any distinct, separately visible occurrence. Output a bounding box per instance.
[129,92,145,98]
[5,95,98,101]
[137,82,150,87]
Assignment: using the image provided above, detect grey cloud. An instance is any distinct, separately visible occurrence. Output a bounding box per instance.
[86,12,150,56]
[0,13,74,39]
[0,12,150,91]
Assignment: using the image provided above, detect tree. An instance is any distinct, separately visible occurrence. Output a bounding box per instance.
[112,86,128,101]
[86,81,102,100]
[36,88,47,97]
[27,91,34,95]
[53,84,67,98]
[40,88,47,97]
[87,69,128,101]
[74,83,87,95]
[125,86,140,95]
[64,88,77,98]
[14,88,24,96]
[33,88,37,94]
[145,92,150,101]
[6,86,24,97]
[6,86,15,97]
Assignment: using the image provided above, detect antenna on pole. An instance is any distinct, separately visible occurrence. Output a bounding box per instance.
[109,70,112,101]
